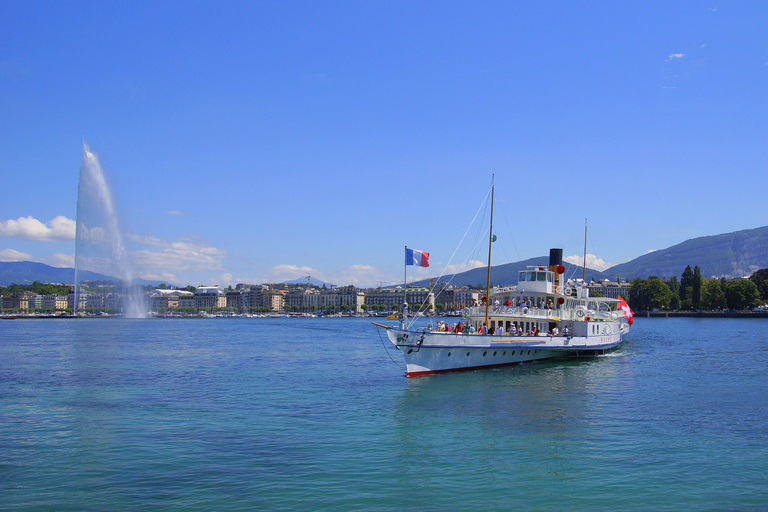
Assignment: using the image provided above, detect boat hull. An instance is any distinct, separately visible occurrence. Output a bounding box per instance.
[384,326,624,377]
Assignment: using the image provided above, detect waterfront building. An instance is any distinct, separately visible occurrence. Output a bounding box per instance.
[453,288,480,309]
[588,280,631,300]
[226,289,247,312]
[261,289,285,312]
[2,293,29,311]
[41,294,68,311]
[150,289,193,310]
[364,287,435,312]
[194,286,227,311]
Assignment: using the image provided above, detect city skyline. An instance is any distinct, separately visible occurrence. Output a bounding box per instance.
[2,2,768,287]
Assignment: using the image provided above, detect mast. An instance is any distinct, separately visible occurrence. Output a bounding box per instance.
[582,219,588,287]
[485,175,495,329]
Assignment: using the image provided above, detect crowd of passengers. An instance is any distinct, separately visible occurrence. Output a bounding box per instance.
[476,297,556,311]
[433,320,568,337]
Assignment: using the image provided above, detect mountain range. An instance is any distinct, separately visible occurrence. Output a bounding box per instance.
[2,225,768,288]
[0,262,160,287]
[411,225,768,287]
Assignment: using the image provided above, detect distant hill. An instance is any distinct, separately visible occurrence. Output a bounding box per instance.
[605,225,768,279]
[0,261,165,287]
[283,276,333,287]
[0,261,115,286]
[411,225,768,287]
[412,256,606,287]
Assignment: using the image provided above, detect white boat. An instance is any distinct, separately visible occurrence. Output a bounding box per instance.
[374,178,633,377]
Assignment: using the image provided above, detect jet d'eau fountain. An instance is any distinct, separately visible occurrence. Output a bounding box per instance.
[74,141,147,318]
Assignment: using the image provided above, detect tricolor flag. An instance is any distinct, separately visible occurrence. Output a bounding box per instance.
[405,248,429,267]
[618,297,634,326]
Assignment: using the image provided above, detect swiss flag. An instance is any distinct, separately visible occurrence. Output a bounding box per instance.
[618,297,634,326]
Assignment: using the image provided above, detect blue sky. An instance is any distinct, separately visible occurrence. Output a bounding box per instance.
[1,1,767,287]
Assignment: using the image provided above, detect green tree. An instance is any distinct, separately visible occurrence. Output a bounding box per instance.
[628,277,648,311]
[749,269,768,302]
[726,279,761,310]
[700,278,727,310]
[692,266,702,310]
[645,276,675,310]
[680,265,694,310]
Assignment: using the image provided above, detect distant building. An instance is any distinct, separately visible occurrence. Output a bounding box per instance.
[150,289,193,310]
[365,287,435,312]
[587,280,631,300]
[194,286,227,310]
[41,294,68,311]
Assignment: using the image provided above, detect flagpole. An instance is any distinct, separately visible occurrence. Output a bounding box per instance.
[485,174,495,331]
[403,245,408,325]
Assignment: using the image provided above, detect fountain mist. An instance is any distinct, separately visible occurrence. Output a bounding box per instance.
[75,142,146,318]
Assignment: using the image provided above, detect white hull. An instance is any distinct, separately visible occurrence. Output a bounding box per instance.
[385,324,625,377]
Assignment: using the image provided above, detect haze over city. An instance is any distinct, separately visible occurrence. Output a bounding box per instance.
[2,1,767,287]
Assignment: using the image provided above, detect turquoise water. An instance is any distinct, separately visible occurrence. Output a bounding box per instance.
[1,317,767,511]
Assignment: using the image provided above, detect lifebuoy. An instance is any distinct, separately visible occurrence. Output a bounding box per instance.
[565,287,573,296]
[398,313,404,320]
[522,307,529,315]
[576,310,585,318]
[555,285,563,294]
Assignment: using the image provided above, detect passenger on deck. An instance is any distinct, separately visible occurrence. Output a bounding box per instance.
[496,323,504,336]
[510,324,517,335]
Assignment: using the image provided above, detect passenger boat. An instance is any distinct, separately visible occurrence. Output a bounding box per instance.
[373,178,633,377]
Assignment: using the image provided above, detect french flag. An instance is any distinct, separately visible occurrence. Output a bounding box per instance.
[406,248,429,267]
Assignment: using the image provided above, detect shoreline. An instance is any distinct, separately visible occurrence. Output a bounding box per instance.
[641,310,768,318]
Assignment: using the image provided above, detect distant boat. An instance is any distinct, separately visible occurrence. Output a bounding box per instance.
[374,178,633,377]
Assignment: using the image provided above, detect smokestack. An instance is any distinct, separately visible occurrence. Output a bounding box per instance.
[549,248,563,267]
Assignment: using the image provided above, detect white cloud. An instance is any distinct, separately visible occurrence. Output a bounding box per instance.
[167,210,184,216]
[50,253,75,268]
[125,234,228,280]
[267,264,315,282]
[443,259,484,275]
[220,273,233,286]
[0,216,76,241]
[563,253,613,272]
[0,248,34,261]
[264,263,394,288]
[137,271,179,284]
[668,53,685,60]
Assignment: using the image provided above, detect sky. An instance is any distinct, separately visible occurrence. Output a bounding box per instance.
[1,1,767,288]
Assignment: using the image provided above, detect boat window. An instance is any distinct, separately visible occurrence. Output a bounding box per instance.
[547,273,553,282]
[537,272,546,281]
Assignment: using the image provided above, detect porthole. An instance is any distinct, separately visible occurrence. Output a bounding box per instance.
[493,351,497,356]
[448,352,451,357]
[407,349,413,354]
[483,351,487,356]
[467,352,470,356]
[511,350,515,355]
[503,351,506,355]
[527,350,531,355]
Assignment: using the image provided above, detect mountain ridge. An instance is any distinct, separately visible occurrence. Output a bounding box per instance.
[3,225,768,288]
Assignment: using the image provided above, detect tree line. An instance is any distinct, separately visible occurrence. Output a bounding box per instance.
[628,266,768,312]
[0,281,70,296]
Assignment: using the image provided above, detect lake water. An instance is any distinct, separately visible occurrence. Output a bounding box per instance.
[1,316,767,511]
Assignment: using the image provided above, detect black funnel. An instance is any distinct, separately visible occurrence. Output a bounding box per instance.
[549,248,563,267]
